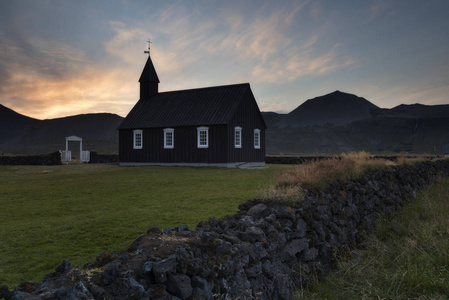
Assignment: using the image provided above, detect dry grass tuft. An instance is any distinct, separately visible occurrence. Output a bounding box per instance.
[396,155,429,165]
[257,184,305,206]
[258,152,405,205]
[278,151,393,188]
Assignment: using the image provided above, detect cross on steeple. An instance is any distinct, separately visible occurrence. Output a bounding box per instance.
[144,39,151,55]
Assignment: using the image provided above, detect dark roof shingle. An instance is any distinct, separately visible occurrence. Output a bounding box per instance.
[118,83,252,129]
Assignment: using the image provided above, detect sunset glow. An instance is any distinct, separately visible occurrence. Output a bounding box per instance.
[1,1,448,119]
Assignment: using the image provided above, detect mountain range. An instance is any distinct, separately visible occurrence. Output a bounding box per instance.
[0,104,122,155]
[1,90,449,155]
[263,91,449,155]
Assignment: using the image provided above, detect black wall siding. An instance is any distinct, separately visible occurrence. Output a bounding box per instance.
[227,90,266,163]
[119,125,229,163]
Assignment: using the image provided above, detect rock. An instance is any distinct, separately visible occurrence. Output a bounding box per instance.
[96,251,119,267]
[0,286,12,299]
[283,238,309,258]
[10,291,33,300]
[295,218,307,238]
[245,262,262,277]
[163,228,175,236]
[55,260,73,273]
[247,203,268,218]
[216,241,233,256]
[191,287,212,300]
[101,267,121,286]
[108,277,146,299]
[152,255,177,283]
[177,225,189,232]
[191,276,209,290]
[166,274,193,299]
[52,287,91,300]
[252,242,268,260]
[274,274,290,300]
[265,213,276,223]
[302,248,319,261]
[141,261,154,276]
[74,281,93,298]
[147,227,162,235]
[86,284,105,299]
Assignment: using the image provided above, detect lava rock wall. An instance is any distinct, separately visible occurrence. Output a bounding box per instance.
[0,152,61,165]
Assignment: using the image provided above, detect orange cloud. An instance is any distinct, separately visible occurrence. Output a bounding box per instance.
[2,63,138,119]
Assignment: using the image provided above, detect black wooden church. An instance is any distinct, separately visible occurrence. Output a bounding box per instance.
[118,49,266,168]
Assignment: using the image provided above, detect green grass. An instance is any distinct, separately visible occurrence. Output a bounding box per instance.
[0,163,291,288]
[295,177,449,299]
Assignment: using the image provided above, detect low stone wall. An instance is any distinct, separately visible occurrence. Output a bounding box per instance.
[89,152,119,164]
[0,152,61,166]
[265,155,435,164]
[266,155,331,164]
[3,160,449,299]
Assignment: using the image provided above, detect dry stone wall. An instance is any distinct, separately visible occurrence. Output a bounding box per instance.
[265,155,435,164]
[2,160,449,299]
[89,152,119,164]
[0,152,61,165]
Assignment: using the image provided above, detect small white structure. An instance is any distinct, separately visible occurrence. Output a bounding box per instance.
[60,135,90,163]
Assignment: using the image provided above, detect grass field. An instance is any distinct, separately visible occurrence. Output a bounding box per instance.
[295,177,449,299]
[0,163,291,288]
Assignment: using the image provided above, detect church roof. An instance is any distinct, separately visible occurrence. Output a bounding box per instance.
[138,55,160,83]
[118,83,259,129]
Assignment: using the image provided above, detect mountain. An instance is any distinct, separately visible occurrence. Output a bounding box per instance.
[0,104,38,145]
[0,104,123,155]
[391,103,449,118]
[264,91,449,155]
[275,90,379,127]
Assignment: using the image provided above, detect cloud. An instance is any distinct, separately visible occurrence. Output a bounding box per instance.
[366,1,391,23]
[139,1,356,86]
[198,2,308,61]
[258,98,290,113]
[250,43,356,83]
[104,21,148,65]
[131,1,316,87]
[1,64,137,119]
[0,31,137,119]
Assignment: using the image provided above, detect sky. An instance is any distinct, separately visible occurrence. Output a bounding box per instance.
[1,0,448,120]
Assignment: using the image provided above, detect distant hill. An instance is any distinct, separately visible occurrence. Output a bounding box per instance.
[0,104,38,145]
[391,103,449,118]
[0,104,123,155]
[264,91,449,155]
[275,90,379,127]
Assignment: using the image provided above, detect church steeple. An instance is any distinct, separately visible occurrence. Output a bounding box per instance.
[139,39,159,99]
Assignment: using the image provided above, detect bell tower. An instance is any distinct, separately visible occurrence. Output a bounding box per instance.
[139,39,159,99]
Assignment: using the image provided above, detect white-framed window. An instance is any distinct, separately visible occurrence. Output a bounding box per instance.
[164,128,174,149]
[254,129,261,149]
[234,126,242,148]
[197,126,209,148]
[133,129,143,149]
